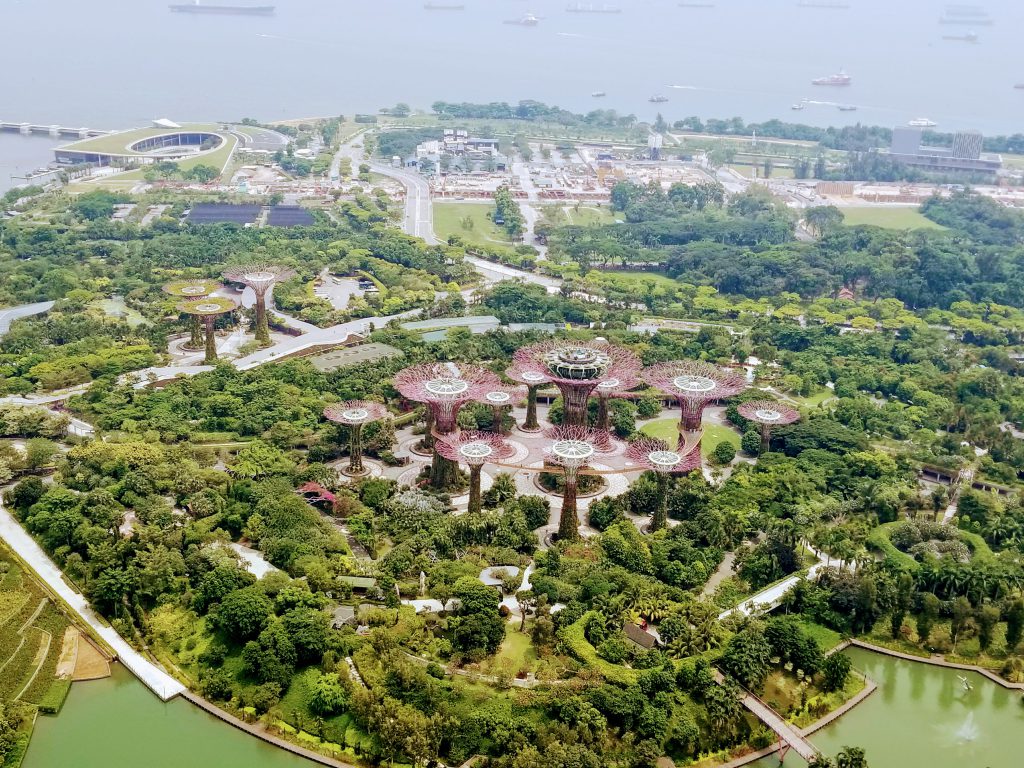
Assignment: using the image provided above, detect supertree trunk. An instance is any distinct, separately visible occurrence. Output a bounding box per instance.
[651,473,670,532]
[491,405,505,434]
[254,292,270,345]
[524,386,540,430]
[560,384,596,428]
[203,317,217,363]
[348,423,364,474]
[597,395,610,432]
[430,453,461,489]
[558,472,581,541]
[468,464,483,515]
[189,316,203,348]
[679,399,705,433]
[760,424,771,454]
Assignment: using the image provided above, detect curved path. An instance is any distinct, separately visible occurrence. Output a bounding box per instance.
[0,301,54,338]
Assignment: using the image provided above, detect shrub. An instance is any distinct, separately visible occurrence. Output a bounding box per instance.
[711,441,736,465]
[821,653,852,692]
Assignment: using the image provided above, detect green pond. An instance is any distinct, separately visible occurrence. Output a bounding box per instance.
[23,665,311,768]
[754,647,1024,768]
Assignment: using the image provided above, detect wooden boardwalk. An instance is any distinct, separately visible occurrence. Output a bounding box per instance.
[714,671,819,762]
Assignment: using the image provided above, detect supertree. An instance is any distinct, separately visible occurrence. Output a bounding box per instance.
[394,363,502,488]
[477,384,526,434]
[178,296,237,363]
[513,340,641,428]
[324,401,390,476]
[593,372,640,434]
[221,263,297,345]
[737,400,800,453]
[543,425,612,542]
[435,431,515,515]
[163,279,221,349]
[626,437,701,531]
[642,360,747,447]
[506,365,549,432]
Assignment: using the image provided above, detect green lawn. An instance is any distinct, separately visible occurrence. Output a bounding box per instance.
[563,205,621,226]
[792,388,836,409]
[589,270,678,290]
[640,419,741,458]
[839,206,946,230]
[433,202,512,247]
[491,627,538,675]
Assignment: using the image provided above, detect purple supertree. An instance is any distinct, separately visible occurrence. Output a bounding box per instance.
[324,401,390,476]
[506,365,550,432]
[477,384,526,434]
[221,263,297,345]
[178,296,237,363]
[593,372,641,434]
[513,340,641,428]
[737,400,800,454]
[543,425,613,541]
[435,431,516,515]
[626,437,700,531]
[642,361,747,447]
[394,363,502,488]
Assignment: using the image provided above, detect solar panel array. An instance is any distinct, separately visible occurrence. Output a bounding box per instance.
[267,206,315,228]
[186,204,261,225]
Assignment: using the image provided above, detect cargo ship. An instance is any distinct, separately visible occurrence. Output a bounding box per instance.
[908,117,937,127]
[942,31,979,41]
[812,70,851,86]
[169,2,275,14]
[649,95,669,103]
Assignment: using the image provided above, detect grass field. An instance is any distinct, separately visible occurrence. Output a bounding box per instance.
[589,270,679,290]
[640,419,741,458]
[563,205,621,226]
[838,206,946,230]
[433,202,512,247]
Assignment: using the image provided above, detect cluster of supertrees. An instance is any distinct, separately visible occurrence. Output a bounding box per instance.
[162,264,296,363]
[392,340,799,540]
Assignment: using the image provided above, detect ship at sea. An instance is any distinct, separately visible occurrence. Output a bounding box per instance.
[908,117,937,127]
[649,95,669,103]
[169,1,275,14]
[942,31,979,42]
[504,13,540,26]
[812,70,851,86]
[837,104,857,112]
[566,3,622,12]
[592,91,607,97]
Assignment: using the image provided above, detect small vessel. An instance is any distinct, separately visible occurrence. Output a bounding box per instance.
[566,3,622,12]
[812,69,851,86]
[939,16,992,24]
[837,104,858,111]
[592,91,607,97]
[505,12,540,25]
[908,117,937,127]
[649,95,669,103]
[791,102,806,110]
[942,31,979,41]
[424,3,466,9]
[169,1,275,13]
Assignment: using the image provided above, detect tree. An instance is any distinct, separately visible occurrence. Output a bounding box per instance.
[976,604,999,651]
[215,586,274,642]
[1006,597,1024,651]
[821,652,852,692]
[23,438,57,470]
[950,596,973,652]
[835,746,869,768]
[917,592,940,645]
[805,206,845,237]
[310,672,347,716]
[720,624,772,688]
[712,440,736,465]
[741,429,761,456]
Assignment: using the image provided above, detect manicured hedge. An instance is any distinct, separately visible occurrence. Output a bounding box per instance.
[558,611,637,685]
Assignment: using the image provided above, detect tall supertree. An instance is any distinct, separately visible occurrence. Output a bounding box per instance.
[642,361,747,447]
[477,384,525,434]
[178,297,237,363]
[394,363,502,488]
[221,263,297,345]
[324,401,390,476]
[737,400,800,454]
[506,365,549,432]
[163,279,221,349]
[544,425,612,542]
[435,431,515,515]
[513,340,641,428]
[626,437,700,531]
[593,372,640,434]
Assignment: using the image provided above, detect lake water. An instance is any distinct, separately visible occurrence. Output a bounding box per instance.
[753,647,1024,768]
[23,665,310,768]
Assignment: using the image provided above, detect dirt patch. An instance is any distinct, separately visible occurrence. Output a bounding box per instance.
[73,635,111,681]
[55,626,79,678]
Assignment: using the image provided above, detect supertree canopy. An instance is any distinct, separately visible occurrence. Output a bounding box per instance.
[163,279,222,348]
[435,431,515,515]
[543,425,612,541]
[477,384,526,434]
[394,363,502,488]
[626,437,700,531]
[513,340,641,428]
[324,401,390,476]
[642,360,747,439]
[593,372,640,434]
[221,263,297,345]
[178,296,237,363]
[737,399,800,453]
[506,365,550,432]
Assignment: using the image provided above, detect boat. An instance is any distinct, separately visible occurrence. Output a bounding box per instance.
[908,117,937,127]
[591,91,607,97]
[942,31,979,41]
[837,104,858,111]
[791,103,806,110]
[566,3,622,12]
[812,70,851,86]
[649,95,669,103]
[169,1,275,14]
[939,16,992,24]
[504,12,540,25]
[424,3,466,9]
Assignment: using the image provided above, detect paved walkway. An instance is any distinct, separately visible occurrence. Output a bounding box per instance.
[0,301,54,338]
[0,494,185,700]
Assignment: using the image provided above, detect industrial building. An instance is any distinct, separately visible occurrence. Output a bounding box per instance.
[887,127,1001,175]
